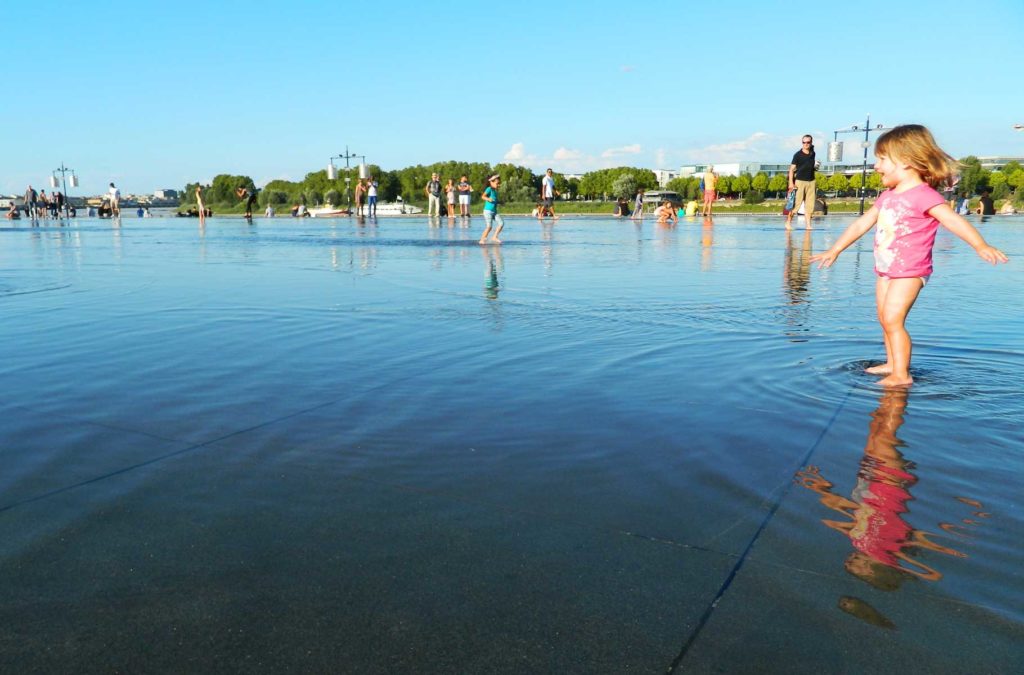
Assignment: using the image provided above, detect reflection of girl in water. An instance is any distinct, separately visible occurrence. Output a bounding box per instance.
[796,390,980,590]
[482,246,503,300]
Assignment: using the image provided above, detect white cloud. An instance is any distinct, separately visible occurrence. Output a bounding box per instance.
[552,147,583,161]
[601,144,642,159]
[503,142,528,161]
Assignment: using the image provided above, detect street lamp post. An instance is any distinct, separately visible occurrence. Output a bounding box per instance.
[51,163,78,218]
[830,115,892,215]
[327,146,366,213]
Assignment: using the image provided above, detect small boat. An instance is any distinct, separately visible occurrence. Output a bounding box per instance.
[308,206,350,218]
[373,202,423,215]
[308,201,423,217]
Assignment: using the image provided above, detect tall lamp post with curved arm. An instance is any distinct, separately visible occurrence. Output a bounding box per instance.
[828,114,892,215]
[327,147,366,214]
[50,163,79,218]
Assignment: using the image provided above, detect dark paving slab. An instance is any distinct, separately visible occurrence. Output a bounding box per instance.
[0,405,191,509]
[0,445,732,673]
[676,557,1024,674]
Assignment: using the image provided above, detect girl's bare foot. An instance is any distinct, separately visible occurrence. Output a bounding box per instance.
[478,238,487,245]
[491,237,502,244]
[864,363,893,375]
[878,374,913,387]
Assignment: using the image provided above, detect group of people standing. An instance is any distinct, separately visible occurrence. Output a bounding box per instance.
[424,173,475,218]
[353,177,379,217]
[21,185,72,219]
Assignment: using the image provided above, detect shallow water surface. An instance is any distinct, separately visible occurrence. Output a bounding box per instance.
[1,215,1021,672]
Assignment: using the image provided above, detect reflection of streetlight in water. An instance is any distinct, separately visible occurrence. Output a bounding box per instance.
[795,389,988,627]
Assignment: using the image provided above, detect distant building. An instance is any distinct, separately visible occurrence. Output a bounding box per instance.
[653,169,679,187]
[680,162,782,178]
[977,157,1024,171]
[679,160,888,178]
[154,189,178,199]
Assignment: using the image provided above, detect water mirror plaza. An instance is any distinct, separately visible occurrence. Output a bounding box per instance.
[1,214,1021,673]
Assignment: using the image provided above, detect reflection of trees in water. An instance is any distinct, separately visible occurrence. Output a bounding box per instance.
[796,389,989,627]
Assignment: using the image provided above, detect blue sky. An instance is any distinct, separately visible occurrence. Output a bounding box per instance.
[4,0,1023,196]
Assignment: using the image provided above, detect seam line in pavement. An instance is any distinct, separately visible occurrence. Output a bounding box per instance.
[667,388,854,673]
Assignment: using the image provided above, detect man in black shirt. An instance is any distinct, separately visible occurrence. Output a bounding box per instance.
[786,134,817,230]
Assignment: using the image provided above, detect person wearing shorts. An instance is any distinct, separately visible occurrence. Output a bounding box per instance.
[108,182,121,217]
[445,179,456,218]
[479,174,504,244]
[786,135,817,230]
[702,166,718,216]
[457,176,472,217]
[539,168,558,219]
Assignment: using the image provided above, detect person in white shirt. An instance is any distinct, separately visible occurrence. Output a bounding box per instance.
[539,168,559,219]
[366,176,378,217]
[265,204,275,217]
[108,182,121,216]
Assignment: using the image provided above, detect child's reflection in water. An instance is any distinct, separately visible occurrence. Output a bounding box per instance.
[797,389,983,592]
[483,246,503,300]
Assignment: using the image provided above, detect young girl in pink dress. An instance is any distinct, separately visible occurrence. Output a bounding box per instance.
[811,125,1008,387]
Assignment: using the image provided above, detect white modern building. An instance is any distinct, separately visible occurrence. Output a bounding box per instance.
[653,169,679,187]
[680,162,789,178]
[154,189,178,199]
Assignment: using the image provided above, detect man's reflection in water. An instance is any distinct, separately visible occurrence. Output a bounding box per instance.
[701,217,713,271]
[796,390,985,624]
[782,228,812,339]
[784,228,812,304]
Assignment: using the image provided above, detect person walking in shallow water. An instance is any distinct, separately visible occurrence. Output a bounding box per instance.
[235,185,258,218]
[786,135,817,230]
[479,174,504,244]
[24,185,36,219]
[108,183,121,217]
[631,188,644,219]
[195,185,206,227]
[810,124,1007,387]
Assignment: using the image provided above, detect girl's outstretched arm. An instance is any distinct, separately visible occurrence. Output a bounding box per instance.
[809,206,880,268]
[928,203,1010,265]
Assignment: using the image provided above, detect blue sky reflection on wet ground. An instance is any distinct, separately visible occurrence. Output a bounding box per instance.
[0,214,1022,672]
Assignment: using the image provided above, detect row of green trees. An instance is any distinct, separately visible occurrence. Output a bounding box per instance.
[182,162,579,208]
[180,157,1024,208]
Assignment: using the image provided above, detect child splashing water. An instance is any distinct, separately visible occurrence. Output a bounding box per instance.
[810,125,1008,387]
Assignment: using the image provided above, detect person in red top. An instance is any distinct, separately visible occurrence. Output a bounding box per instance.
[811,125,1008,387]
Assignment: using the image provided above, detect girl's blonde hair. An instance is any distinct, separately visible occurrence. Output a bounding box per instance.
[874,124,958,189]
